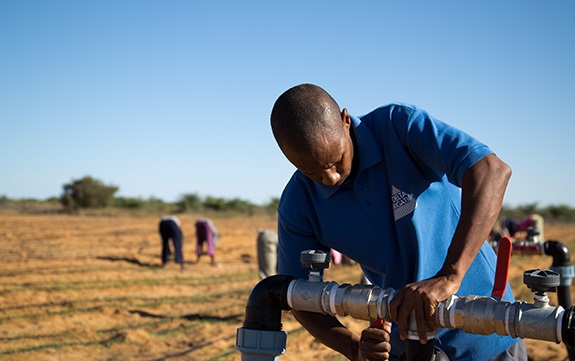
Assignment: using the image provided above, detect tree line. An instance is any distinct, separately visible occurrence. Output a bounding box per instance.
[1,175,575,221]
[0,176,279,216]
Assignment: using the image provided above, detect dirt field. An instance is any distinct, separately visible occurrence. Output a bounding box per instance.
[0,213,574,361]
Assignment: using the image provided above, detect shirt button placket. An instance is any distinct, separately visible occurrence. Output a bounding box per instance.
[355,183,372,209]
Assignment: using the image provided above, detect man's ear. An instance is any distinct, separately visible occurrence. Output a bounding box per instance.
[341,108,351,128]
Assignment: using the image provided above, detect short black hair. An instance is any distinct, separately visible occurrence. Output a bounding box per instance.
[270,84,342,154]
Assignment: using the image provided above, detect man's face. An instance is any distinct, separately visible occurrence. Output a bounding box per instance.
[284,110,354,187]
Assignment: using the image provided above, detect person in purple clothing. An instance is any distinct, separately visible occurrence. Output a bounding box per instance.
[270,84,526,361]
[195,218,220,267]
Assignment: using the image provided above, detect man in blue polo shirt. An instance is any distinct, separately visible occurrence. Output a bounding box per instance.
[270,84,526,361]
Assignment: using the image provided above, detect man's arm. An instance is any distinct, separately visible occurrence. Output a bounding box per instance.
[293,310,359,360]
[292,310,391,361]
[389,153,512,342]
[440,153,512,288]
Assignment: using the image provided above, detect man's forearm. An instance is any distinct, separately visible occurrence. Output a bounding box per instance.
[440,154,512,280]
[292,310,360,360]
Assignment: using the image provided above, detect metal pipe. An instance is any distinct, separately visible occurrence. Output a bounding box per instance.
[237,252,575,361]
[510,239,575,360]
[436,294,564,343]
[285,278,575,348]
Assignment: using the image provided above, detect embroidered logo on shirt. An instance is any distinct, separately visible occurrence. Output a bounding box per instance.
[391,185,416,221]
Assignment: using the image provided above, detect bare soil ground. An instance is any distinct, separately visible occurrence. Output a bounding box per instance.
[0,213,574,361]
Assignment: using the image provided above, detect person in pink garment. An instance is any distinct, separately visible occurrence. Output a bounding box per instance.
[195,218,220,267]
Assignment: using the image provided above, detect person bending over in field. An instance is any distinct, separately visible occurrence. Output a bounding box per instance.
[159,215,185,271]
[195,218,220,267]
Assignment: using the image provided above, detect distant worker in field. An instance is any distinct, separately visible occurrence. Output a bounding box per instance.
[490,214,544,244]
[195,218,220,267]
[529,213,545,241]
[159,215,185,270]
[257,229,278,279]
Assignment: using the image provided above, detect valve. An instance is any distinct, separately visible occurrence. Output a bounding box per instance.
[300,249,330,270]
[524,269,560,294]
[300,250,330,282]
[524,269,560,308]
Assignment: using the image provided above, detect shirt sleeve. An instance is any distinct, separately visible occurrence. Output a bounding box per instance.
[392,105,493,187]
[277,178,329,280]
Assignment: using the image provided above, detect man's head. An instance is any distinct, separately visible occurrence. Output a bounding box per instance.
[271,84,355,187]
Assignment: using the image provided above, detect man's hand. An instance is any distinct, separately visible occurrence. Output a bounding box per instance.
[357,321,392,361]
[388,275,460,343]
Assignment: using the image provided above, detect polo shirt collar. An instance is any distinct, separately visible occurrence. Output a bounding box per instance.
[314,114,383,200]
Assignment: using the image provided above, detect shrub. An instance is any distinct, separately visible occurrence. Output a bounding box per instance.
[60,176,118,210]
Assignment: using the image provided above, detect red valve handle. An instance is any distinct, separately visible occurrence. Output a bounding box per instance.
[491,236,512,300]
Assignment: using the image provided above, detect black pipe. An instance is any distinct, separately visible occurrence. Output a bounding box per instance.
[544,240,572,267]
[544,240,573,309]
[543,240,575,360]
[563,306,575,349]
[242,274,294,331]
[562,306,575,361]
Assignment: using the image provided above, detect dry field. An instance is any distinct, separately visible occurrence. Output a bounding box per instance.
[0,213,574,361]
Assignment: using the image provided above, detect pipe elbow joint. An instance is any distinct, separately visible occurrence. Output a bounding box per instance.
[243,275,294,331]
[544,240,572,266]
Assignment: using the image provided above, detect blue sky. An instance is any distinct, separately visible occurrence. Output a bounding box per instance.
[1,1,574,207]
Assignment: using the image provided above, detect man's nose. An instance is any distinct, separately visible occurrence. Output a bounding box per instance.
[321,168,340,186]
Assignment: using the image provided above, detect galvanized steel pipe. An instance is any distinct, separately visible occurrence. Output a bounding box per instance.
[285,278,575,347]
